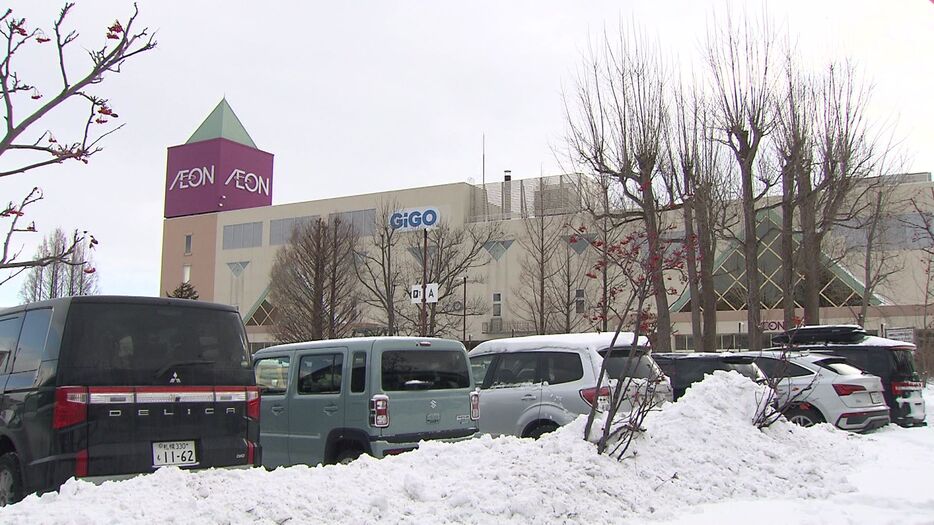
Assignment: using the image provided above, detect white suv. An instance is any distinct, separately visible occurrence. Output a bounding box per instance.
[468,332,672,438]
[742,350,890,432]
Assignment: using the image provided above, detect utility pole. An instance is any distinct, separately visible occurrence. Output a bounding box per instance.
[421,228,428,337]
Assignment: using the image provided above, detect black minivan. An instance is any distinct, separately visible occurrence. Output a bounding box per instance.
[0,296,261,505]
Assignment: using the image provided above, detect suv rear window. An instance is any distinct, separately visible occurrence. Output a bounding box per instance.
[59,302,252,386]
[381,350,470,391]
[598,349,660,380]
[890,349,918,380]
[815,358,863,376]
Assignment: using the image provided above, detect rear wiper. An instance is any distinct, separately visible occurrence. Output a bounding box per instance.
[155,360,215,378]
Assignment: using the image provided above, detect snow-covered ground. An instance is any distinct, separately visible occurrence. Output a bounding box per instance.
[2,374,931,525]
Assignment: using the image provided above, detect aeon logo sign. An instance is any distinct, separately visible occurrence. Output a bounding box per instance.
[169,165,215,190]
[225,168,270,196]
[169,165,269,196]
[390,207,440,231]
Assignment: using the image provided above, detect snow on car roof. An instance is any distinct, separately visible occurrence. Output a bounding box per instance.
[469,331,649,355]
[785,335,916,350]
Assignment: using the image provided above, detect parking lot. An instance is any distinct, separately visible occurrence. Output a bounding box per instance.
[0,374,929,524]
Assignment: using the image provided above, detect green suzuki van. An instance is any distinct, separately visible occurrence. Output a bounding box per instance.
[253,337,479,467]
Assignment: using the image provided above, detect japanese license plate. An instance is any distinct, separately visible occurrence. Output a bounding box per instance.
[870,392,883,404]
[153,441,197,467]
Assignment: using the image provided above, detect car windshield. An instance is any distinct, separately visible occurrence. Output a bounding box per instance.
[59,302,251,386]
[598,348,660,379]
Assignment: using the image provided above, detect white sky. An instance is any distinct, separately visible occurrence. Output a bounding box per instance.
[2,0,933,306]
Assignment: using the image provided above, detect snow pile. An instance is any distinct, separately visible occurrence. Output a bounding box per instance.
[0,372,865,524]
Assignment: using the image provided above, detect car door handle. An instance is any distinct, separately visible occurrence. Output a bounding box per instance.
[271,405,285,415]
[323,405,339,414]
[521,394,536,401]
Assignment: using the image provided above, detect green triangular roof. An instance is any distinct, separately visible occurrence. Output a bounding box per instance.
[187,99,257,148]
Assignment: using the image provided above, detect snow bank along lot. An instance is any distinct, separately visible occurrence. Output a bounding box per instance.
[2,375,932,524]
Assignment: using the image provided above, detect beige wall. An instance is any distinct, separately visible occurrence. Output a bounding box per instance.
[160,214,218,300]
[159,174,934,349]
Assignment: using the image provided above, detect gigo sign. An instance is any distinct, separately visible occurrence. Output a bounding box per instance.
[390,207,440,231]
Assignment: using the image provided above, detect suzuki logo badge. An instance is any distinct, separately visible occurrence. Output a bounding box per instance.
[429,400,438,409]
[169,372,182,384]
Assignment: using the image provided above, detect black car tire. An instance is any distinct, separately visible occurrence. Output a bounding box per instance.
[335,448,362,465]
[784,407,825,428]
[0,452,23,507]
[527,422,559,439]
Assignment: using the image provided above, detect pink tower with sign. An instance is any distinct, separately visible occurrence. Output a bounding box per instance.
[164,99,274,218]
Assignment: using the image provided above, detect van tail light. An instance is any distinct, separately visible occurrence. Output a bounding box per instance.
[370,394,390,428]
[246,387,261,420]
[580,386,611,409]
[469,391,480,421]
[75,449,88,477]
[892,381,923,395]
[53,386,89,429]
[833,384,866,396]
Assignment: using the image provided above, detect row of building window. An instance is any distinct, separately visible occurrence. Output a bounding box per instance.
[220,209,377,251]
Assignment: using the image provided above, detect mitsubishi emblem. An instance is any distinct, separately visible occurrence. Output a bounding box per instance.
[170,372,182,384]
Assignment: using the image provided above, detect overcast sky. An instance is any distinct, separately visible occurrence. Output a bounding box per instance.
[2,0,933,306]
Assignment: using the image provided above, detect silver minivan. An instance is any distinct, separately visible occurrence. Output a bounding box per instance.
[253,337,479,467]
[468,332,671,438]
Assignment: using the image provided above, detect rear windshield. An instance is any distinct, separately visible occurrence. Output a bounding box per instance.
[815,359,863,376]
[598,349,661,380]
[890,349,918,380]
[381,350,470,391]
[59,303,252,386]
[661,359,763,385]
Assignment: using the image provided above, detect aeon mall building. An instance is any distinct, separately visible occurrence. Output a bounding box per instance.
[160,100,521,350]
[161,101,934,353]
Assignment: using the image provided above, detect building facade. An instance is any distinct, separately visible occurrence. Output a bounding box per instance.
[160,102,934,358]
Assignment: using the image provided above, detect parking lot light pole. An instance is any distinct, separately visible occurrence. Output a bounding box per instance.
[421,228,428,337]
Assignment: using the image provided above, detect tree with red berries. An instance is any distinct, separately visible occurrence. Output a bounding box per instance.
[0,3,155,285]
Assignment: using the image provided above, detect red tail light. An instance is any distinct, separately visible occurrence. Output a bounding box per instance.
[246,387,260,420]
[580,386,610,409]
[892,381,923,395]
[53,386,88,429]
[833,384,866,396]
[469,391,480,421]
[370,394,390,428]
[75,449,88,477]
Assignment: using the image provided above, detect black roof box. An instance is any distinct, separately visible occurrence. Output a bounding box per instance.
[772,325,867,345]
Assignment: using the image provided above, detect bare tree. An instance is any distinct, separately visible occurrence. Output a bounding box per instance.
[705,9,778,351]
[773,53,812,329]
[270,218,359,343]
[513,208,562,335]
[19,226,98,302]
[565,27,680,351]
[397,221,500,337]
[353,199,404,335]
[548,226,593,334]
[670,81,734,351]
[0,4,155,282]
[855,185,903,324]
[582,227,683,458]
[793,61,882,324]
